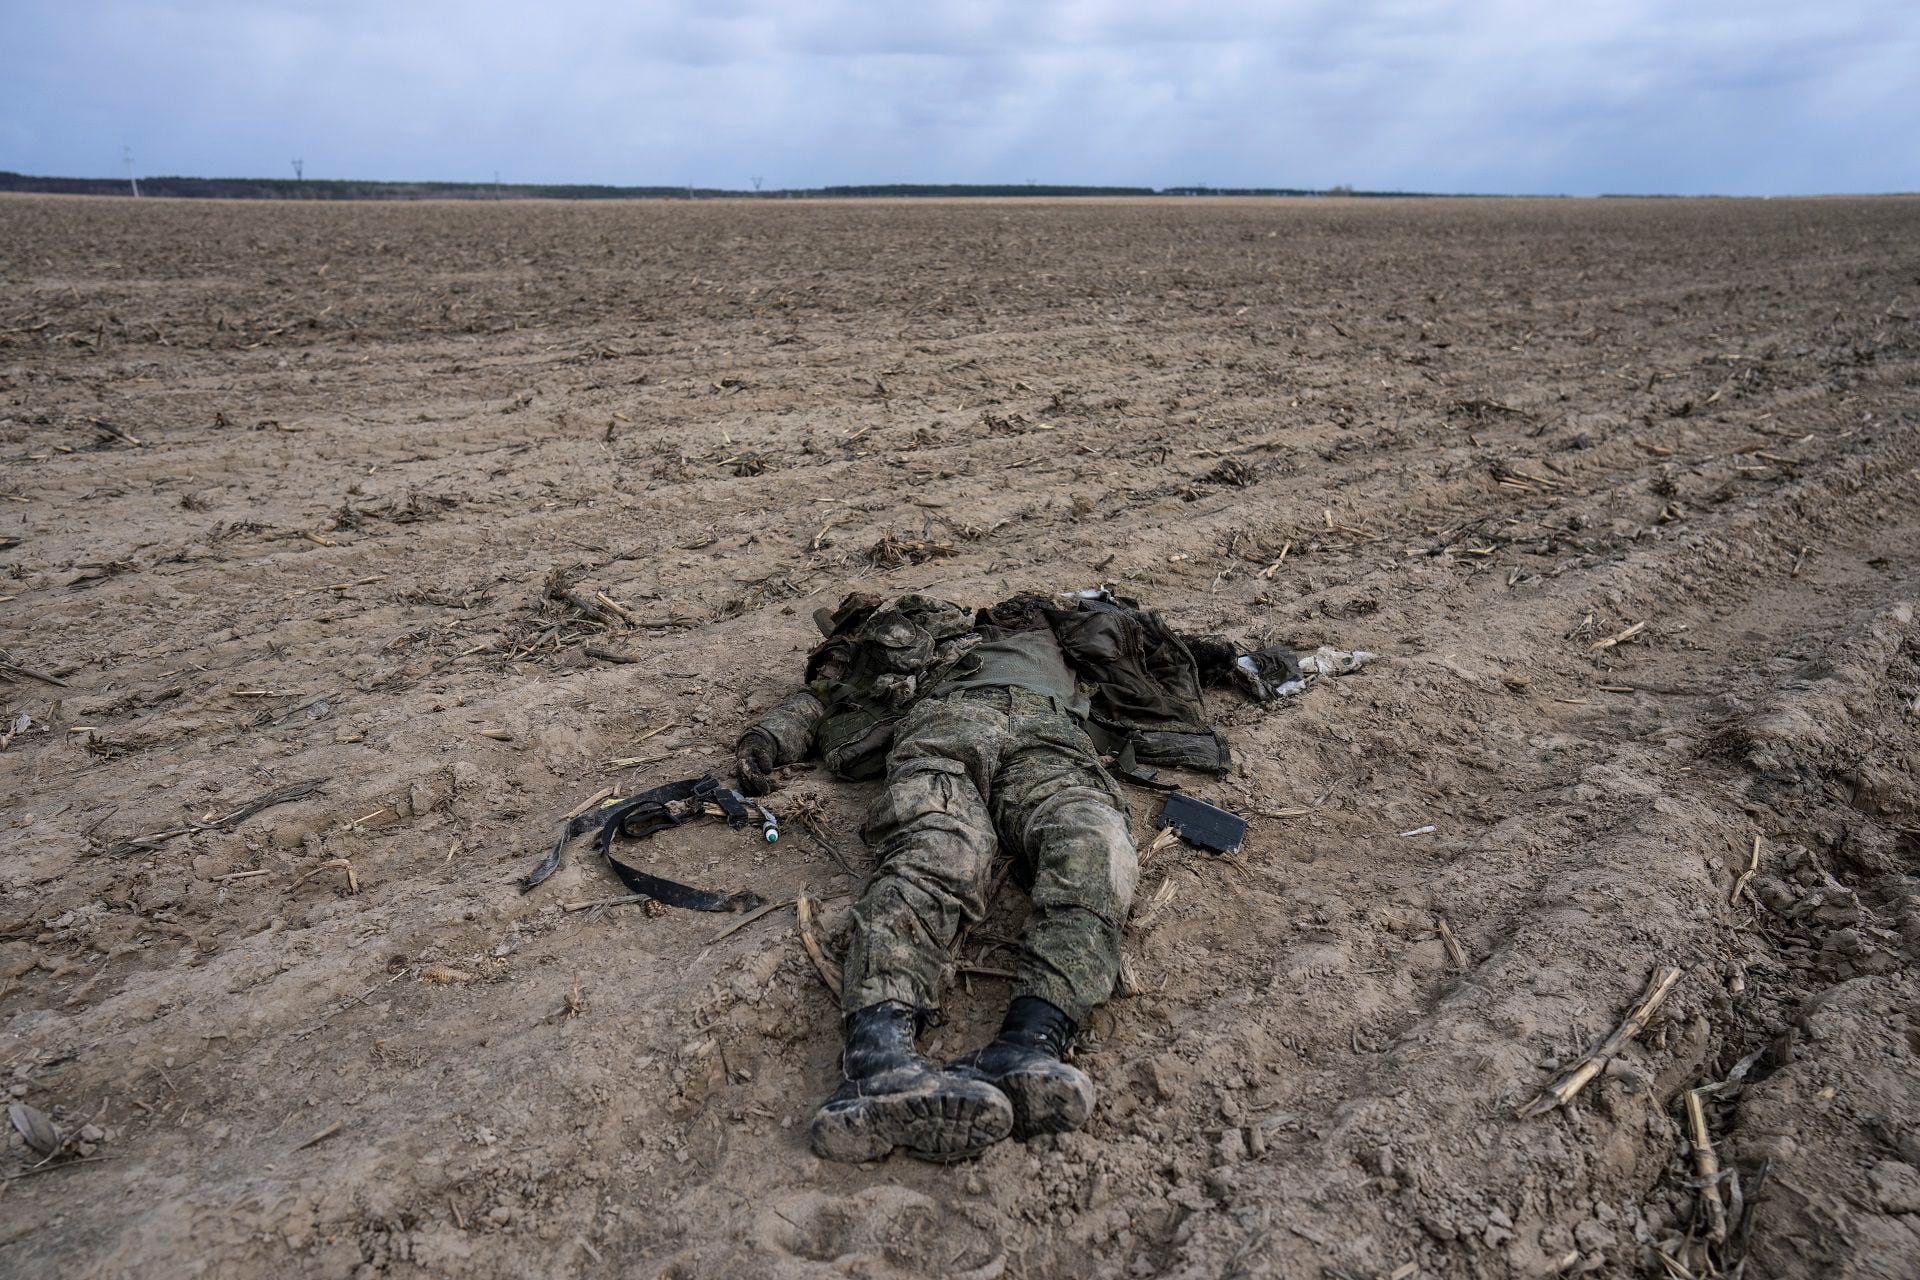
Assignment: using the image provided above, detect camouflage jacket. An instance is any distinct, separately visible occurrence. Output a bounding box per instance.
[742,589,1246,781]
[746,592,981,781]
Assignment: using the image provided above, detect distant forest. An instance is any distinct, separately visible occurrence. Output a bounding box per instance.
[0,172,1447,201]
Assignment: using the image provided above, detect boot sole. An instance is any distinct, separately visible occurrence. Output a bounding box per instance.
[999,1064,1095,1139]
[810,1078,1013,1164]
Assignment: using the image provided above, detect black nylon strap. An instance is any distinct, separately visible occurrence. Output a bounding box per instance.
[521,774,765,912]
[1108,739,1178,790]
[708,784,751,826]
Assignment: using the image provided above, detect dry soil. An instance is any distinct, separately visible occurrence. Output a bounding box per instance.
[2,194,1918,1279]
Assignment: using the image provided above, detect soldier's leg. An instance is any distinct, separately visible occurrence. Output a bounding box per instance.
[949,696,1136,1137]
[996,708,1137,1024]
[812,693,1014,1163]
[841,694,1006,1013]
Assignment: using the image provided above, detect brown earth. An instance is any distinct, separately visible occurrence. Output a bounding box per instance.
[2,194,1918,1279]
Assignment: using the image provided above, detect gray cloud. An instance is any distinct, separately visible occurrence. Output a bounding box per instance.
[2,1,1914,193]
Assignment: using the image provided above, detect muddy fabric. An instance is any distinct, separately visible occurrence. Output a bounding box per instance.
[1041,592,1232,774]
[934,624,1085,712]
[742,687,826,766]
[746,593,980,781]
[1182,632,1244,685]
[743,589,1246,785]
[843,687,1137,1024]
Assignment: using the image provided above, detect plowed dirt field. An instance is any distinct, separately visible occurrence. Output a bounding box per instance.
[3,194,1918,1279]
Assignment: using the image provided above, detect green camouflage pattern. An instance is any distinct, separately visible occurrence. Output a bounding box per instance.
[744,688,824,764]
[843,687,1138,1025]
[745,594,980,781]
[740,590,1244,782]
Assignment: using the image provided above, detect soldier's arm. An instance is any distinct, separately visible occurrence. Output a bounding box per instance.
[734,686,826,795]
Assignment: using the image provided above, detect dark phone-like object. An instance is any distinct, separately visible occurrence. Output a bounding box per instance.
[1156,793,1248,855]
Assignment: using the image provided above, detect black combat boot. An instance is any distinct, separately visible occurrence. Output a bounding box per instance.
[810,1001,1014,1163]
[947,996,1095,1138]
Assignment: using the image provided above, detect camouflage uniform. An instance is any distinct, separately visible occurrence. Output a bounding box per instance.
[844,684,1137,1025]
[735,592,1323,1157]
[739,590,1251,1026]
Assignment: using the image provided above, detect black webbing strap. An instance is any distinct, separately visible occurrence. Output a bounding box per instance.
[521,773,765,913]
[1108,739,1179,790]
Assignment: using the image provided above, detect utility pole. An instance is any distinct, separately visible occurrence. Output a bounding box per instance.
[123,145,140,198]
[292,158,304,180]
[751,175,763,193]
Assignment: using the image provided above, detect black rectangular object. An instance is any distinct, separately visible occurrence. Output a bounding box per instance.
[1156,792,1247,855]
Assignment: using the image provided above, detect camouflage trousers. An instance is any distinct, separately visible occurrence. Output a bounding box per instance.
[843,686,1138,1025]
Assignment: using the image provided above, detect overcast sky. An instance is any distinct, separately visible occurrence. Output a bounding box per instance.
[3,1,1914,195]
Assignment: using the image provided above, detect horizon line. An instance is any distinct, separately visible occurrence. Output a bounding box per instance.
[4,170,1916,201]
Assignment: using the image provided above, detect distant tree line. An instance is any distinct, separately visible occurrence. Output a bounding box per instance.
[0,171,1483,201]
[0,173,718,200]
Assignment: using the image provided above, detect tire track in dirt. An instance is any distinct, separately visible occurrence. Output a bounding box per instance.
[1134,393,1920,1277]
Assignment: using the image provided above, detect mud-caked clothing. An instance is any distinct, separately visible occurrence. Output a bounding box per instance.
[843,685,1136,1024]
[738,590,1261,1025]
[744,589,1242,785]
[937,626,1087,714]
[744,593,980,782]
[1038,592,1233,774]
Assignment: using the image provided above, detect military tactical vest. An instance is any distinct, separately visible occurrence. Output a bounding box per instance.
[797,590,1231,781]
[803,593,980,779]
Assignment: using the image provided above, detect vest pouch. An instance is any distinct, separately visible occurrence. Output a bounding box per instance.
[820,709,900,780]
[1126,728,1231,775]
